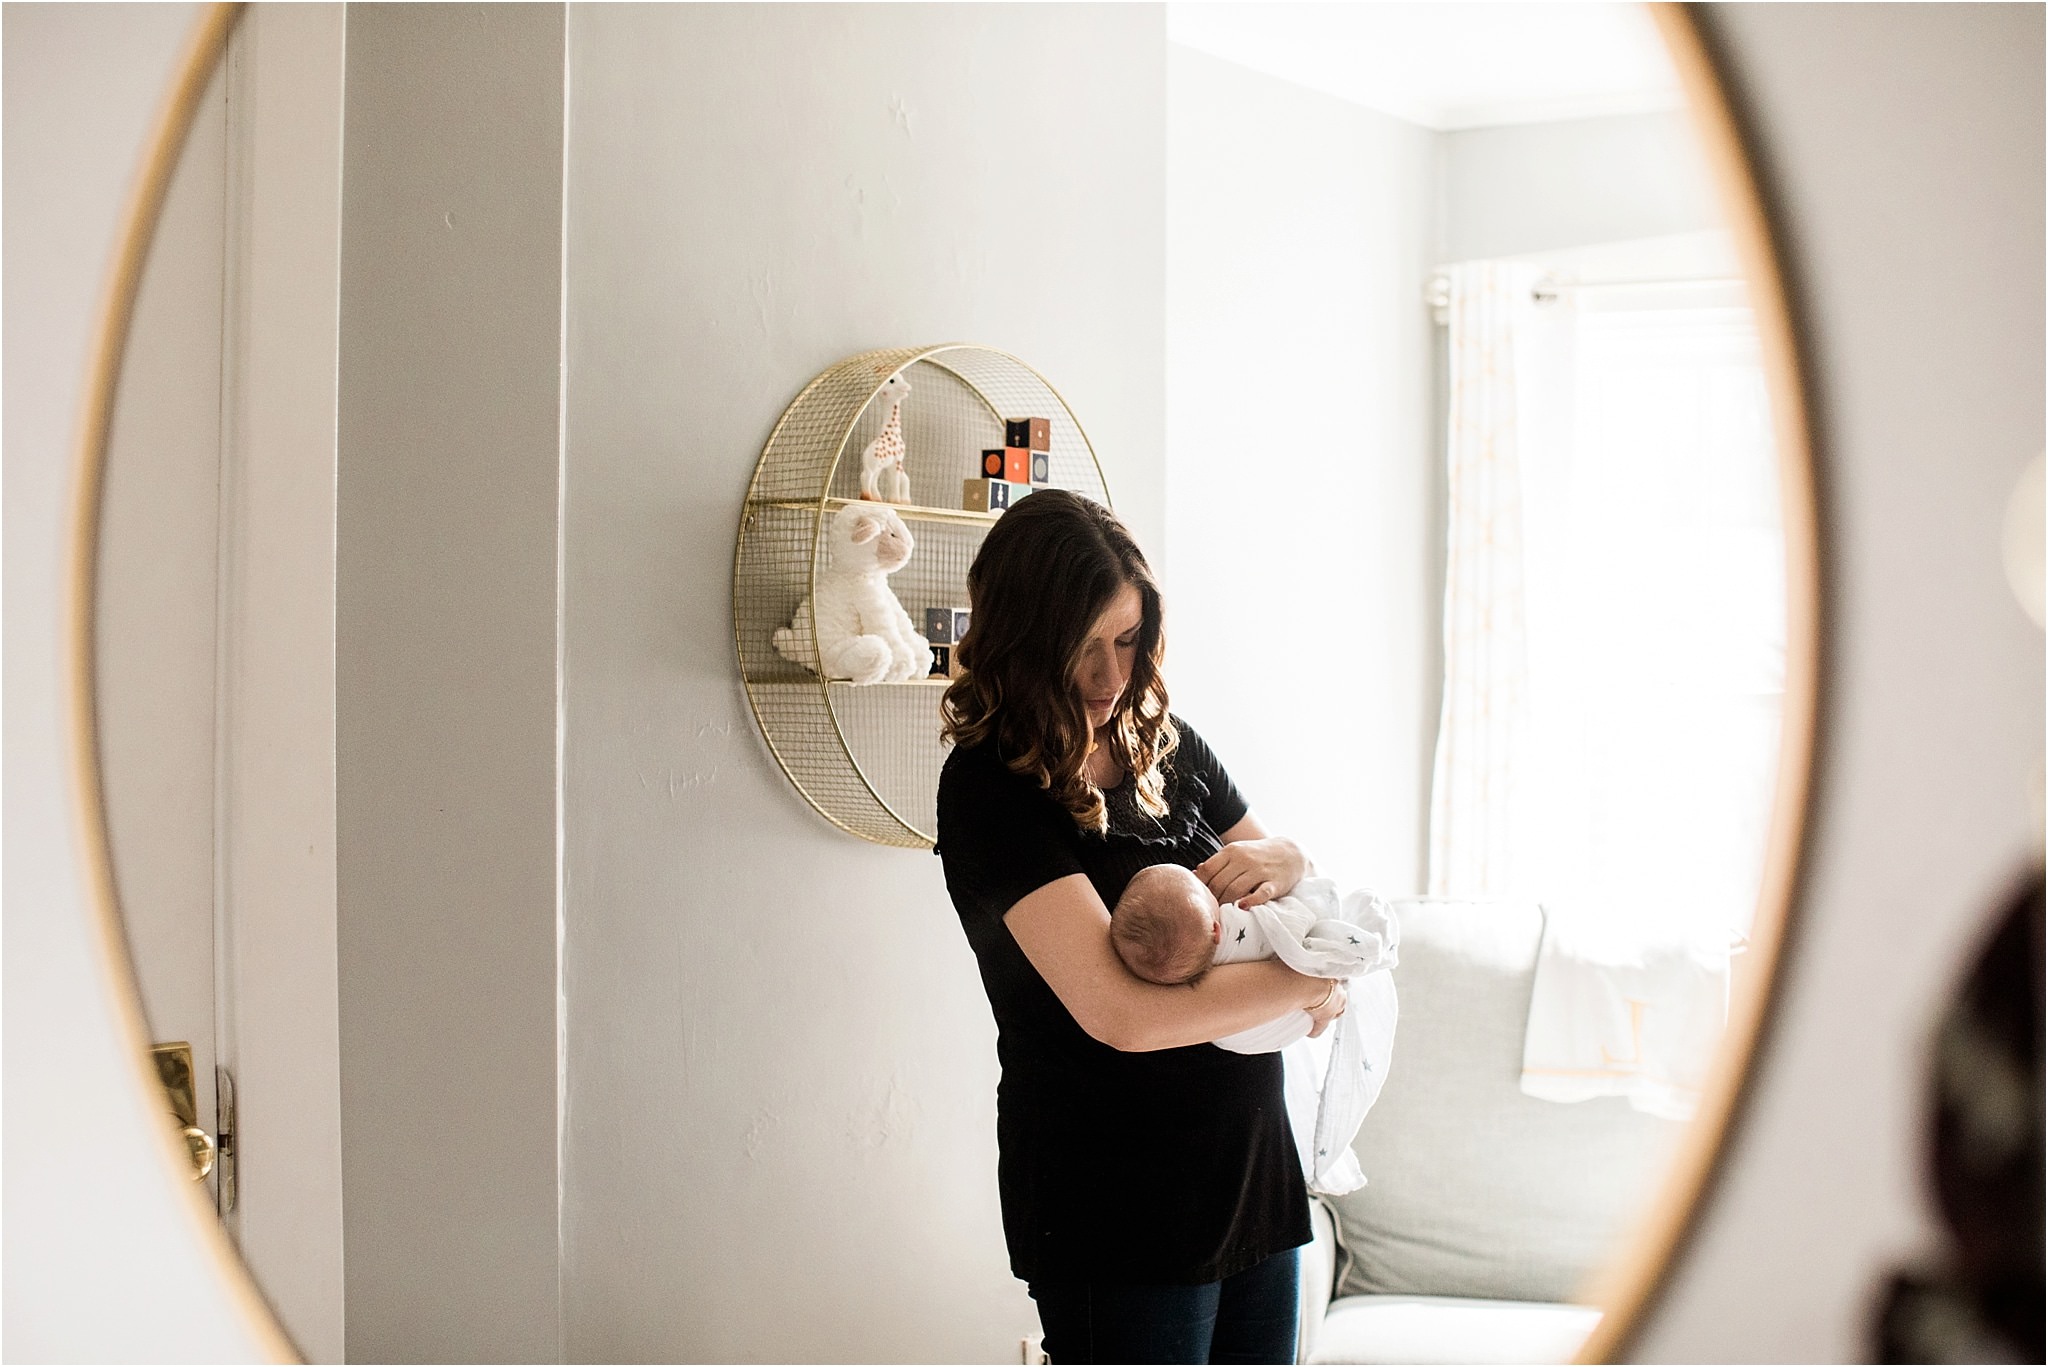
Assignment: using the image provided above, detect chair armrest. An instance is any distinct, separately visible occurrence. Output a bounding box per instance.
[1297,1197,1339,1363]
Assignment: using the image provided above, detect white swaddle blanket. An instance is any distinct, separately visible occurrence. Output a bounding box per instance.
[1209,877,1400,1196]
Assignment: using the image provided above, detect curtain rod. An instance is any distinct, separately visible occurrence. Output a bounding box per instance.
[1426,273,1745,311]
[1533,274,1745,299]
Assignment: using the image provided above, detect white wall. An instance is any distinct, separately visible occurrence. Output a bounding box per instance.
[1442,110,1721,264]
[1631,6,2045,1359]
[557,7,1164,1362]
[335,7,565,1362]
[1164,44,1438,892]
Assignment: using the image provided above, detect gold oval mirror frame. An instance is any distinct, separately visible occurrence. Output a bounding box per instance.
[61,6,297,1359]
[65,5,1816,1361]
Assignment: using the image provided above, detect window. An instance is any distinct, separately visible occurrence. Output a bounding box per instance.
[1431,264,1783,945]
[1521,289,1783,939]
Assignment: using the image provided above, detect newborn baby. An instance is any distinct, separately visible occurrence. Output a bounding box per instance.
[1111,863,1401,1195]
[1111,863,1237,986]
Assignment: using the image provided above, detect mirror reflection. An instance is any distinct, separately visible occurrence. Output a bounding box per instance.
[92,4,1796,1362]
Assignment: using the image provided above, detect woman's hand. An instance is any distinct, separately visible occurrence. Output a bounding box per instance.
[1195,835,1308,909]
[1304,979,1347,1038]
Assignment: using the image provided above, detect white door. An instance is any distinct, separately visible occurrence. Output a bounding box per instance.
[95,10,348,1358]
[97,42,232,1213]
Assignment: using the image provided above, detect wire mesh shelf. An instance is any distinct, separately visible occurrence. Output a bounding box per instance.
[733,344,1112,847]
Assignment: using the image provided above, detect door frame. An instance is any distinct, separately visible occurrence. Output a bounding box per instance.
[215,5,348,1358]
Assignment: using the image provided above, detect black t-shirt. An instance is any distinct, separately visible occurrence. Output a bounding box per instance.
[935,719,1310,1286]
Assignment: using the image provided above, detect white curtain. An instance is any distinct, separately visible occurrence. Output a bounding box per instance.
[1426,261,1544,897]
[1519,290,1783,938]
[1428,263,1783,941]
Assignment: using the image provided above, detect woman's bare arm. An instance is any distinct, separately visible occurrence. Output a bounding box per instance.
[1003,872,1342,1052]
[1196,811,1313,908]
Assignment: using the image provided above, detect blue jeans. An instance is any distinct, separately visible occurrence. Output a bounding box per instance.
[1028,1248,1301,1364]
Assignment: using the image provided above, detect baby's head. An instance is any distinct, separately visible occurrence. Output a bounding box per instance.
[1111,864,1224,986]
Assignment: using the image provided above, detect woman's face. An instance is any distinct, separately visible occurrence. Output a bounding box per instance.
[1074,581,1143,737]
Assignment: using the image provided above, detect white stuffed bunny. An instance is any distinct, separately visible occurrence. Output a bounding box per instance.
[772,502,931,684]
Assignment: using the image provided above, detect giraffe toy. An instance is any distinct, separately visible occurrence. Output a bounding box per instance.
[858,372,914,504]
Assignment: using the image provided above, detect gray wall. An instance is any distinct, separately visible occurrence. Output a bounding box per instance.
[336,6,564,1361]
[557,6,1165,1361]
[1442,110,1721,262]
[1165,44,1438,893]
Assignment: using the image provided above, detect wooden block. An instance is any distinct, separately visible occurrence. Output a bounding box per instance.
[980,448,1007,479]
[962,477,1013,513]
[1007,417,1051,451]
[924,606,970,645]
[1031,450,1050,484]
[928,644,964,679]
[1003,446,1031,484]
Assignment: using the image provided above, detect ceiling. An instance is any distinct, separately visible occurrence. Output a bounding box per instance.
[1166,3,1684,131]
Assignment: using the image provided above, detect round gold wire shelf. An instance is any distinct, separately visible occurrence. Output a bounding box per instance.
[734,344,1112,847]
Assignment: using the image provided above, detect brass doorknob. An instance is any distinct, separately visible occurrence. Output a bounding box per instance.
[180,1125,217,1181]
[151,1044,216,1183]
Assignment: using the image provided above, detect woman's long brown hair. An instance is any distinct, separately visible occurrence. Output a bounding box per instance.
[940,490,1178,833]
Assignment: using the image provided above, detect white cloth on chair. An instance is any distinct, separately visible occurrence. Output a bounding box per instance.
[1210,877,1401,1196]
[1518,907,1732,1121]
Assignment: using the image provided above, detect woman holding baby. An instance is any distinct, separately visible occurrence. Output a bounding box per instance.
[937,489,1348,1365]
